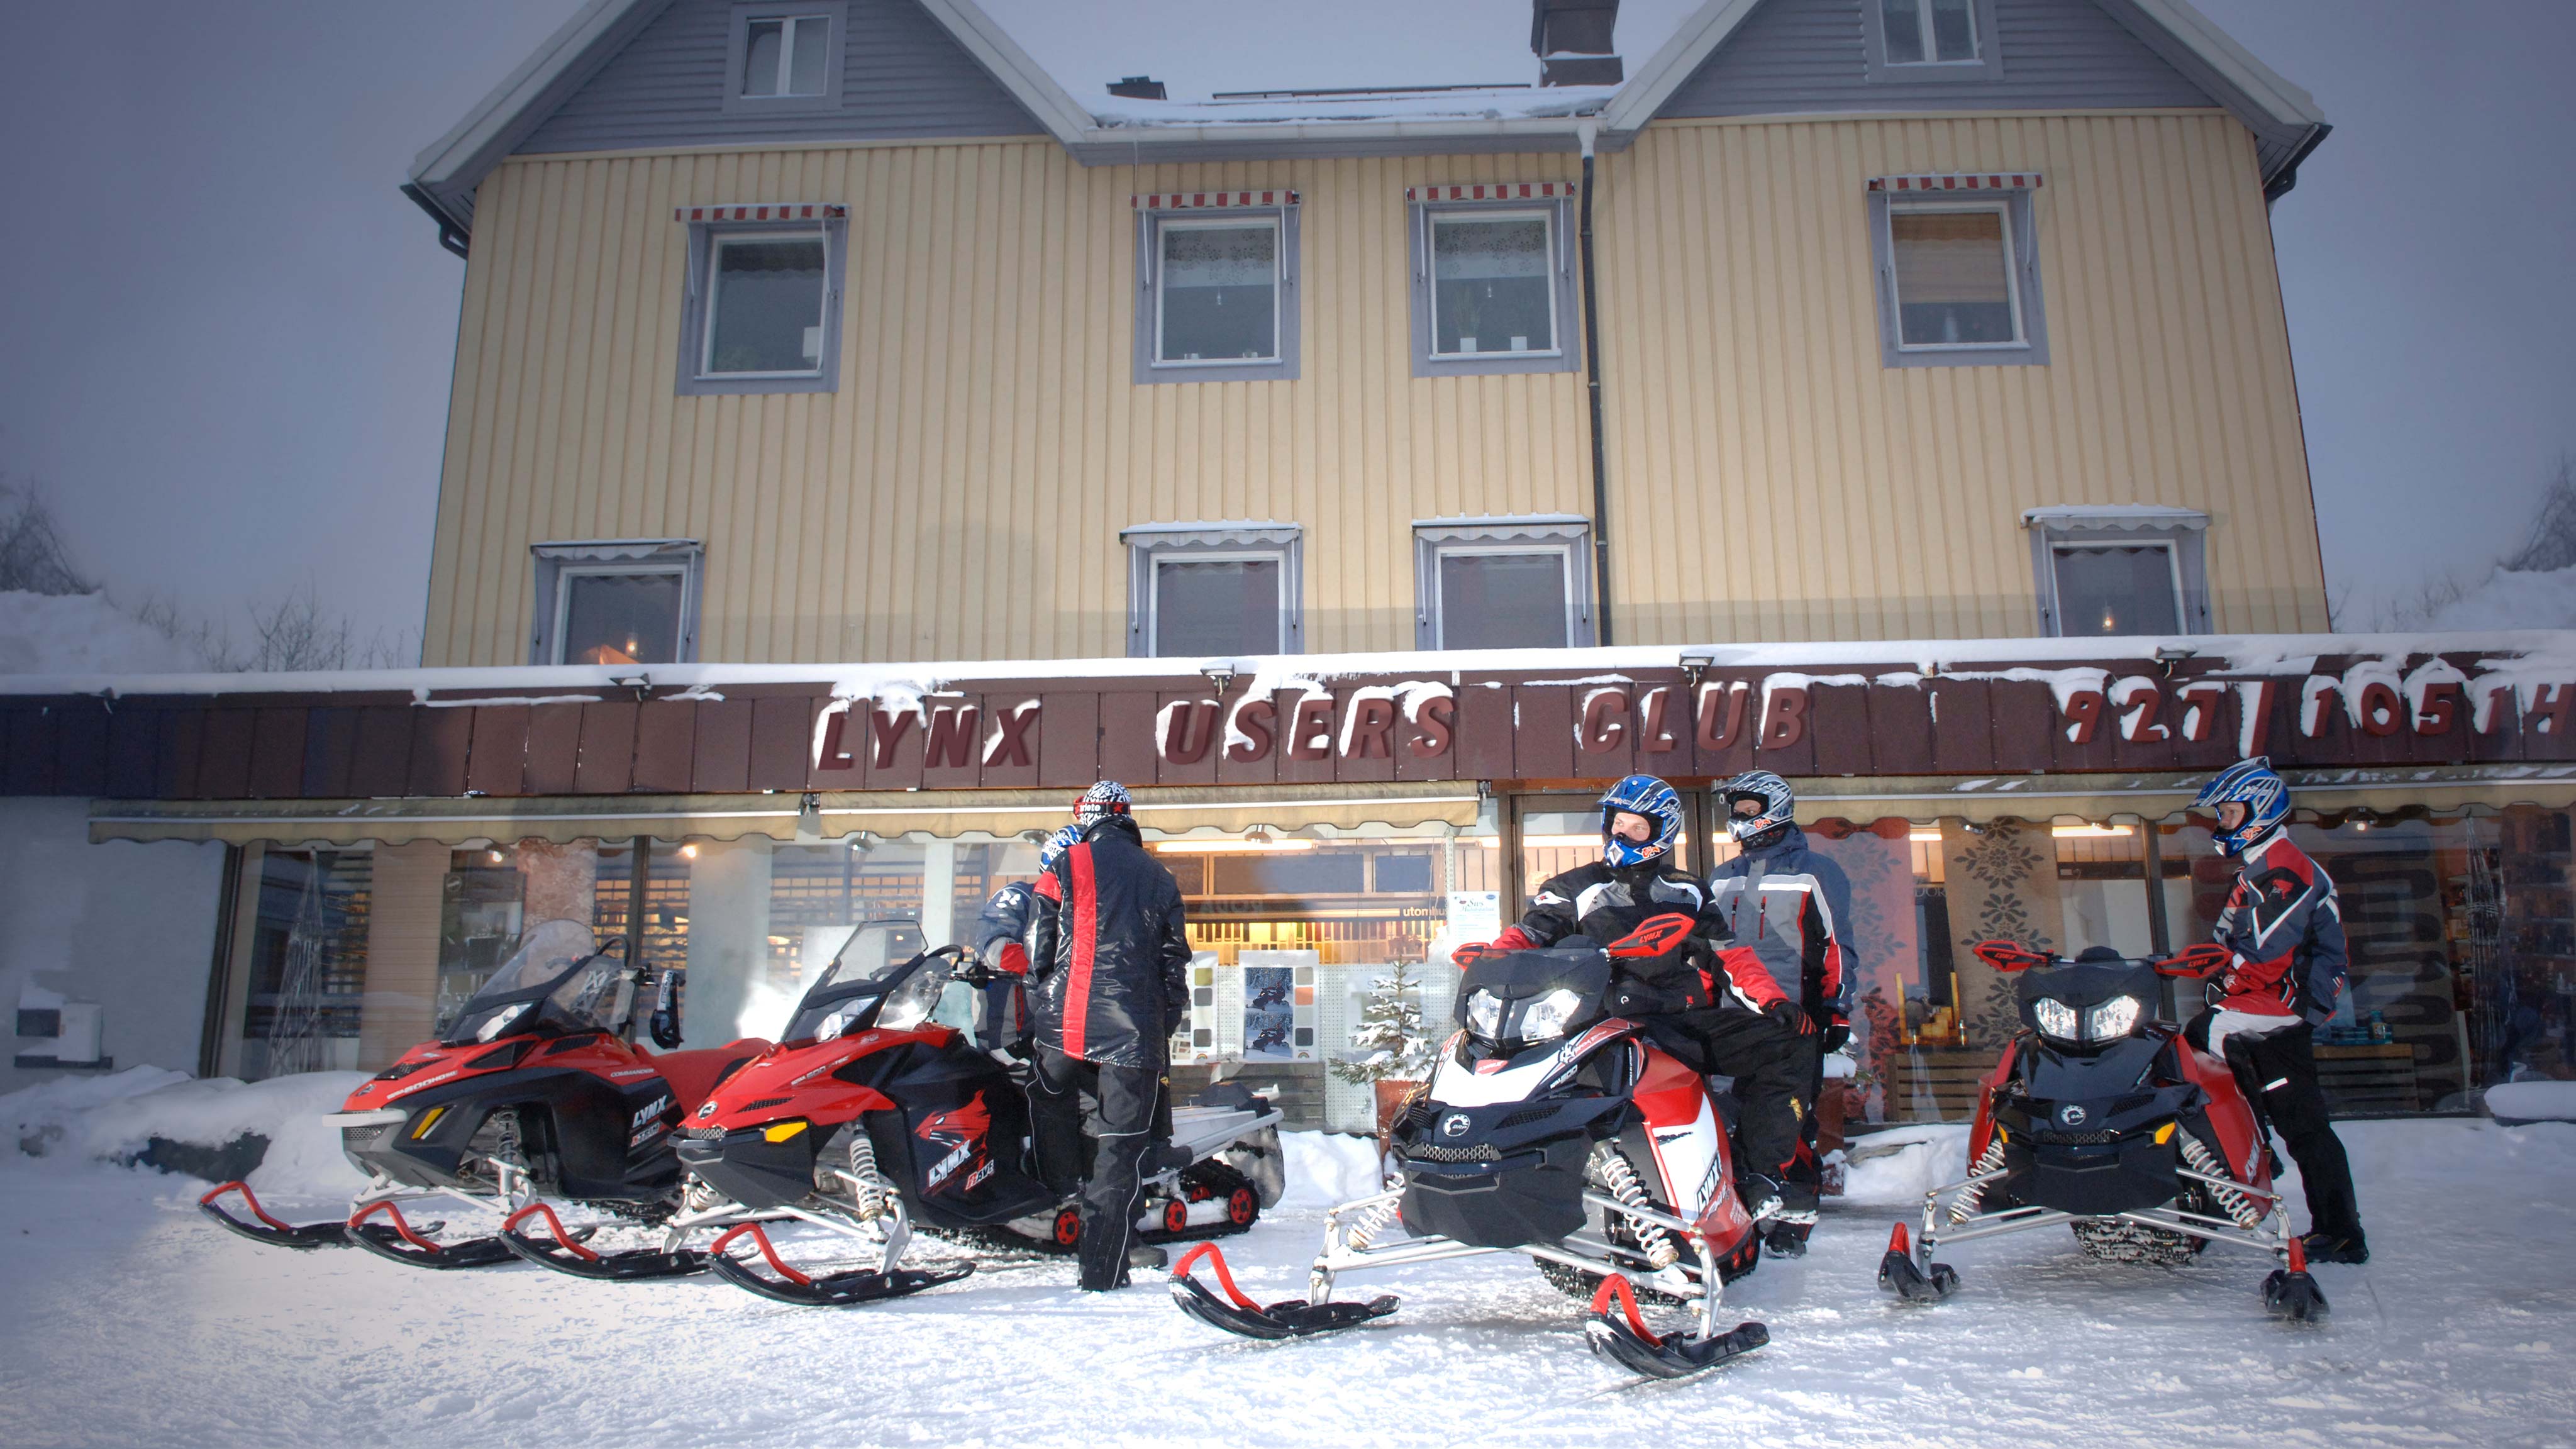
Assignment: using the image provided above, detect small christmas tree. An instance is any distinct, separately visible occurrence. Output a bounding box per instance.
[1331,959,1439,1085]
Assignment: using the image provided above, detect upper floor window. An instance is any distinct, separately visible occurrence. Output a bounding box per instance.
[723,3,845,115]
[1407,185,1580,378]
[1133,194,1302,384]
[1868,175,2048,369]
[672,204,848,396]
[1865,0,1999,82]
[2022,508,2211,638]
[1414,517,1595,650]
[1122,523,1303,658]
[530,540,705,665]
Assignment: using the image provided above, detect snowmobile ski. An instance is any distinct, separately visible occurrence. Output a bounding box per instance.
[1168,1243,1399,1340]
[499,1202,707,1281]
[704,1222,974,1306]
[1582,1274,1768,1379]
[343,1199,518,1270]
[1877,1222,1958,1303]
[197,1180,346,1250]
[2261,1235,2329,1321]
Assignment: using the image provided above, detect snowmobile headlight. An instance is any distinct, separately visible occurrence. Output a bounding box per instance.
[1465,989,1504,1040]
[814,997,877,1041]
[1517,988,1583,1043]
[475,1002,530,1042]
[2029,997,2079,1042]
[2084,994,2143,1041]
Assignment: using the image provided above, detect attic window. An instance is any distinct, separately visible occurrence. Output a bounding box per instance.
[1864,0,1999,82]
[723,3,846,116]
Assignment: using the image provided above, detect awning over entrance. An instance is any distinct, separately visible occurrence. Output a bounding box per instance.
[1790,765,2576,824]
[87,780,1487,847]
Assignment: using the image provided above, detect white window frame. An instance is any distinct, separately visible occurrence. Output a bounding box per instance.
[2021,508,2211,638]
[1428,209,1561,359]
[1409,195,1580,379]
[529,540,706,666]
[674,217,848,396]
[1863,0,2001,82]
[1133,206,1301,385]
[1413,516,1596,651]
[1121,523,1304,658]
[1870,187,2048,369]
[721,2,846,116]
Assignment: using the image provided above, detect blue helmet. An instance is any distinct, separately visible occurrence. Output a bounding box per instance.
[2194,757,2289,857]
[1599,774,1684,868]
[1036,824,1082,870]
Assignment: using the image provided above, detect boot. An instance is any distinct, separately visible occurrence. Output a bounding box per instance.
[1128,1243,1169,1271]
[2300,1230,2368,1265]
[1735,1172,1785,1223]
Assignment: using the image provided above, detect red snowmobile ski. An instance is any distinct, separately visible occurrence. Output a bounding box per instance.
[1876,940,2327,1321]
[1172,916,1773,1380]
[199,919,768,1279]
[667,921,1285,1306]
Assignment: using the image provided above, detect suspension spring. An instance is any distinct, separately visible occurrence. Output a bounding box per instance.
[845,1131,889,1221]
[1339,1197,1402,1253]
[2179,1131,2264,1228]
[1950,1136,2009,1224]
[1597,1149,1678,1269]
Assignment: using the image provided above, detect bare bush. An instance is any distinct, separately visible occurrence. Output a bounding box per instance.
[2499,455,2576,574]
[0,480,94,596]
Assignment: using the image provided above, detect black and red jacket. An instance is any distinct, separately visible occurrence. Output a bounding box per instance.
[1499,858,1728,1016]
[1026,814,1193,1068]
[2211,830,2350,1026]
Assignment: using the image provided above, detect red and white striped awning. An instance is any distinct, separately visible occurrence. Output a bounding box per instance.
[1131,190,1299,209]
[1867,173,2043,194]
[1405,182,1573,203]
[671,203,847,223]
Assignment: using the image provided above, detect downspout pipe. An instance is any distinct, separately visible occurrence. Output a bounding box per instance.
[1576,120,1613,647]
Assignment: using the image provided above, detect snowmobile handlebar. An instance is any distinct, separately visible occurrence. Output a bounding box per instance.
[1973,938,2233,978]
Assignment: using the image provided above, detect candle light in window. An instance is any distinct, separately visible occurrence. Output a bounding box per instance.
[680,842,699,860]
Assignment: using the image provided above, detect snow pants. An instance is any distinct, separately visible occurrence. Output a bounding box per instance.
[2184,1013,2363,1241]
[1643,1008,1807,1181]
[1031,1046,1158,1290]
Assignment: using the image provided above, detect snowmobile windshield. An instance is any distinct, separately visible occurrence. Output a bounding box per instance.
[442,919,631,1045]
[783,921,936,1044]
[1457,945,1611,1049]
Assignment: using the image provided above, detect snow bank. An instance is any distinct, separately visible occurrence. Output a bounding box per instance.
[0,589,203,674]
[1279,1130,1385,1208]
[2487,1079,2576,1126]
[4,1067,370,1201]
[1839,1123,1970,1206]
[2430,564,2576,631]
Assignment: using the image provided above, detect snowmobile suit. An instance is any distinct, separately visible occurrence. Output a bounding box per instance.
[1709,824,1853,1197]
[2183,827,2362,1247]
[1500,859,1807,1182]
[969,880,1038,1050]
[1024,813,1192,1289]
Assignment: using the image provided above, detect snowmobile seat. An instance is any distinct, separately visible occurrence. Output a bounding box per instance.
[648,1039,771,1109]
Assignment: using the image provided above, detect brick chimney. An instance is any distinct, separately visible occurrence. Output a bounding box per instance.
[1532,0,1621,87]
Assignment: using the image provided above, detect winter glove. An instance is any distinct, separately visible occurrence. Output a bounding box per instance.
[1454,926,1538,967]
[1820,1017,1850,1054]
[1764,999,1814,1036]
[993,942,1031,976]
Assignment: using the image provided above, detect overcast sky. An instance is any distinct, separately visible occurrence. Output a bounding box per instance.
[0,1,2562,650]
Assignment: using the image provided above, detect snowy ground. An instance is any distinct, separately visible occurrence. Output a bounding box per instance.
[2,1119,2572,1449]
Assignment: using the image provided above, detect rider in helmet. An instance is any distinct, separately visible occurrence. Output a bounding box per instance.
[967,823,1080,1050]
[1709,769,1855,1253]
[1465,774,1811,1224]
[2186,758,2366,1264]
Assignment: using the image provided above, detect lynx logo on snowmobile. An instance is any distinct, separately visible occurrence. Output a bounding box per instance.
[630,1094,672,1128]
[696,1101,718,1119]
[1441,1113,1470,1138]
[916,1092,994,1191]
[2059,1104,2087,1126]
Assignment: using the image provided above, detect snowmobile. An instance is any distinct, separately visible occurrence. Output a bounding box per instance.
[198,919,769,1280]
[1876,940,2328,1320]
[664,921,1286,1306]
[1170,914,1774,1380]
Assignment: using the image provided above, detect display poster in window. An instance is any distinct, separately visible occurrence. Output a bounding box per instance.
[1438,891,1502,962]
[1238,950,1318,1061]
[1170,950,1223,1064]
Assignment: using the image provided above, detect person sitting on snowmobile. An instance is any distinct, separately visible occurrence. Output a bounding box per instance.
[968,824,1080,1052]
[1710,770,1855,1251]
[1463,773,1811,1224]
[2184,758,2368,1264]
[1024,781,1195,1291]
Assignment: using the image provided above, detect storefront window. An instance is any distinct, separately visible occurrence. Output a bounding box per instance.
[238,848,372,1080]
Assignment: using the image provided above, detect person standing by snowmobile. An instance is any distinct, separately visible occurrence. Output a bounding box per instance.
[968,824,1080,1052]
[2184,758,2368,1263]
[1466,774,1811,1224]
[1710,769,1854,1252]
[1024,782,1194,1291]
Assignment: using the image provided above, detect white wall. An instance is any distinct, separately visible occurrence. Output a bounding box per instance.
[0,799,227,1094]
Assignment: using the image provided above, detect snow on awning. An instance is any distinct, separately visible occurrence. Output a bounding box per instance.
[1131,191,1299,210]
[671,203,847,223]
[1868,173,2043,194]
[2022,506,2210,532]
[1404,182,1574,202]
[1780,769,2576,826]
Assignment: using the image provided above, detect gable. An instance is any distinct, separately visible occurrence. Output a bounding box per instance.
[1657,0,2216,120]
[514,0,1045,158]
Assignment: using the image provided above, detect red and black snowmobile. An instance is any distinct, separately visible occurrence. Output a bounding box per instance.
[1171,916,1774,1380]
[1877,940,2327,1320]
[666,921,1285,1306]
[198,919,768,1279]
